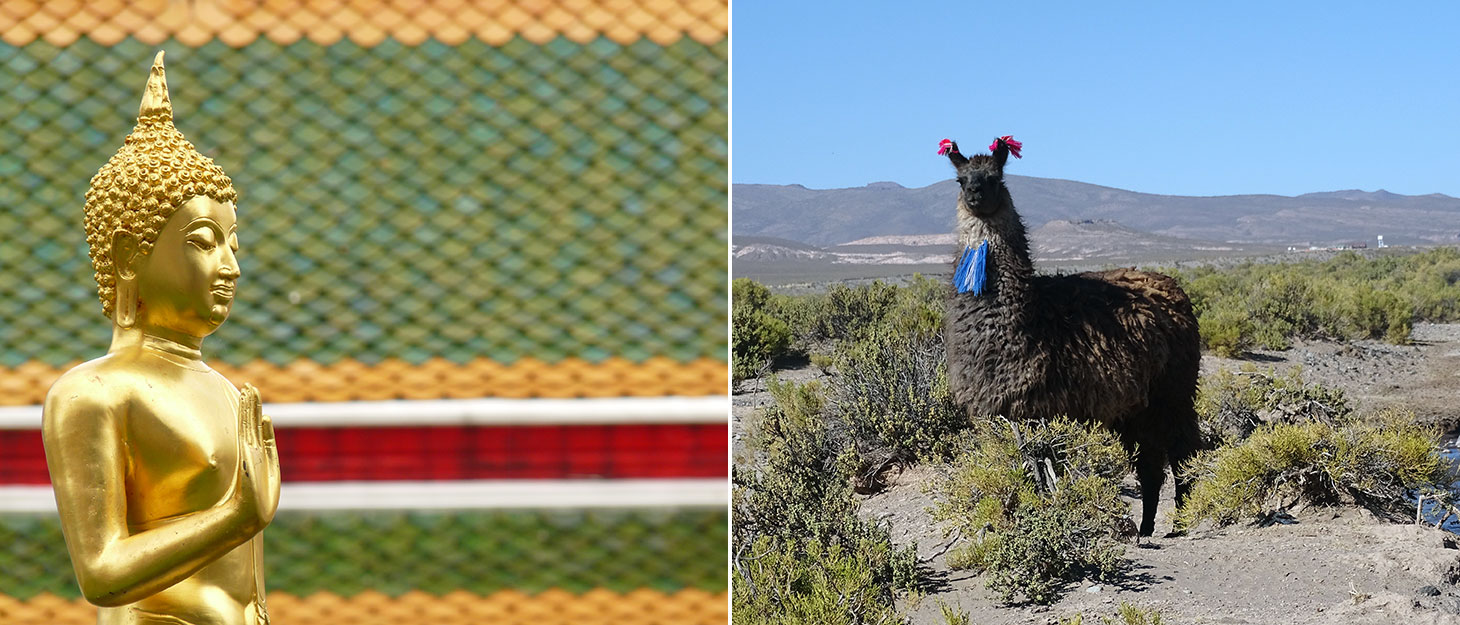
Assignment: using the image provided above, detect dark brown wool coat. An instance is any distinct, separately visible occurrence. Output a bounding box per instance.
[942,139,1202,536]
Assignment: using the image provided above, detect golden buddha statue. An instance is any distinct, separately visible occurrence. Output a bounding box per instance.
[41,52,280,625]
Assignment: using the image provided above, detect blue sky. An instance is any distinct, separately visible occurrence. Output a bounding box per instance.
[731,3,1460,196]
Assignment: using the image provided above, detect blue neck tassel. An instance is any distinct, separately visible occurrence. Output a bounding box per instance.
[954,240,990,295]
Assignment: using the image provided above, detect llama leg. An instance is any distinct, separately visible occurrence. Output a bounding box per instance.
[1167,407,1203,510]
[1135,447,1167,537]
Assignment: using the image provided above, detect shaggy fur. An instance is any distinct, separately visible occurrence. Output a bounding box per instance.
[942,139,1202,537]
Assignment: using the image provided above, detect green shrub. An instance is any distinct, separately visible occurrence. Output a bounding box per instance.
[1107,603,1167,625]
[1172,248,1460,352]
[884,274,949,338]
[1178,408,1452,529]
[932,417,1130,604]
[735,379,854,545]
[937,601,971,625]
[734,534,909,625]
[725,276,966,488]
[1248,271,1318,349]
[732,378,917,625]
[1194,366,1349,449]
[731,276,950,383]
[1198,302,1254,357]
[1313,284,1411,343]
[831,325,965,469]
[807,281,901,346]
[732,278,794,382]
[784,276,947,353]
[1057,604,1169,625]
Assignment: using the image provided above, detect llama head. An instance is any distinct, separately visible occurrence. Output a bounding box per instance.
[941,136,1019,218]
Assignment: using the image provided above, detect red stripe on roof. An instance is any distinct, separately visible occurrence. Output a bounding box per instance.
[0,423,727,485]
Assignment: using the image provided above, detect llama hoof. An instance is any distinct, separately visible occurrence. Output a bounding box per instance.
[1163,529,1187,539]
[1138,522,1155,537]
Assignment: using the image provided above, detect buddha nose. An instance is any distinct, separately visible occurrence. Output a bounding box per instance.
[219,254,241,281]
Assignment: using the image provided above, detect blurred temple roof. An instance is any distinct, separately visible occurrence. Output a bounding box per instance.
[0,0,727,47]
[0,0,728,403]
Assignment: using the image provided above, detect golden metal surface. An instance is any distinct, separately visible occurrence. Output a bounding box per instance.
[42,52,280,625]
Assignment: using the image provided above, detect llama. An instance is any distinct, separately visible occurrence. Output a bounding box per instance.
[939,136,1203,537]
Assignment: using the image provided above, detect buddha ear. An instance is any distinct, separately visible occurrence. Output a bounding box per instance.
[112,229,141,280]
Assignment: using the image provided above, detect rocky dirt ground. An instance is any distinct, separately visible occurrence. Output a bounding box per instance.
[732,324,1460,624]
[1214,323,1460,435]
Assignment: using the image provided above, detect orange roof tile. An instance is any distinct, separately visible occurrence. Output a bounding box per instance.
[0,356,726,405]
[0,0,725,47]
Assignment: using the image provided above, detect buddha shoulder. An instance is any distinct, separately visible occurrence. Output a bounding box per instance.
[42,354,157,423]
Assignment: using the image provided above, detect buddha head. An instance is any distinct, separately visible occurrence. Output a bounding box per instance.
[83,52,240,339]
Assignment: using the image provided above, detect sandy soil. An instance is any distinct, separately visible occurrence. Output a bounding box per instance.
[733,324,1460,624]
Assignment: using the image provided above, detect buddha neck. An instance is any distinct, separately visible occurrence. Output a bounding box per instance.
[142,333,204,364]
[110,324,207,368]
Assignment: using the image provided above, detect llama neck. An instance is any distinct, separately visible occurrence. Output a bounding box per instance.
[956,200,1034,303]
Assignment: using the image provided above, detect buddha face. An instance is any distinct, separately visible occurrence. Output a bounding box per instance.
[134,195,240,339]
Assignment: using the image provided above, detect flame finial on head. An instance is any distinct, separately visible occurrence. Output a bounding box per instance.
[138,51,172,122]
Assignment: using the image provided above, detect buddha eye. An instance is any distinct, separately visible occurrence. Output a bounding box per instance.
[187,230,217,251]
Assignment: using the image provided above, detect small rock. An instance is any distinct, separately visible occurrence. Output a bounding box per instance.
[1086,584,1103,593]
[1421,585,1442,597]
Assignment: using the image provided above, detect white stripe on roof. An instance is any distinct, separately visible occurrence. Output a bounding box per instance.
[0,396,727,429]
[0,478,727,513]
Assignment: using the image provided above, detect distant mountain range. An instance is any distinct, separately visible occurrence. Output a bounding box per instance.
[733,177,1460,248]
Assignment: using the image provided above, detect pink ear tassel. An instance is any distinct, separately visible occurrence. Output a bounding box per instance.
[989,135,1023,159]
[937,138,954,156]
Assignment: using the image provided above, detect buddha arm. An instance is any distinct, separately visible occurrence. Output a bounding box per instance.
[42,386,260,607]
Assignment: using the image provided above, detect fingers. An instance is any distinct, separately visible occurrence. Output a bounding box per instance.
[252,388,264,450]
[261,414,279,466]
[240,383,260,448]
[236,387,252,452]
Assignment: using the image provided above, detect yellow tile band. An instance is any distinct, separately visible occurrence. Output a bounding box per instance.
[0,588,729,625]
[0,356,727,405]
[0,0,727,48]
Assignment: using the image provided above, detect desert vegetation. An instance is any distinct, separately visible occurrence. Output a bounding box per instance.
[1181,371,1455,530]
[734,248,1460,380]
[731,377,918,624]
[930,417,1131,604]
[1171,248,1460,356]
[732,249,1460,622]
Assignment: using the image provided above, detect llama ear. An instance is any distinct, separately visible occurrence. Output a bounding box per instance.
[989,135,1021,171]
[992,141,1009,170]
[939,139,967,167]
